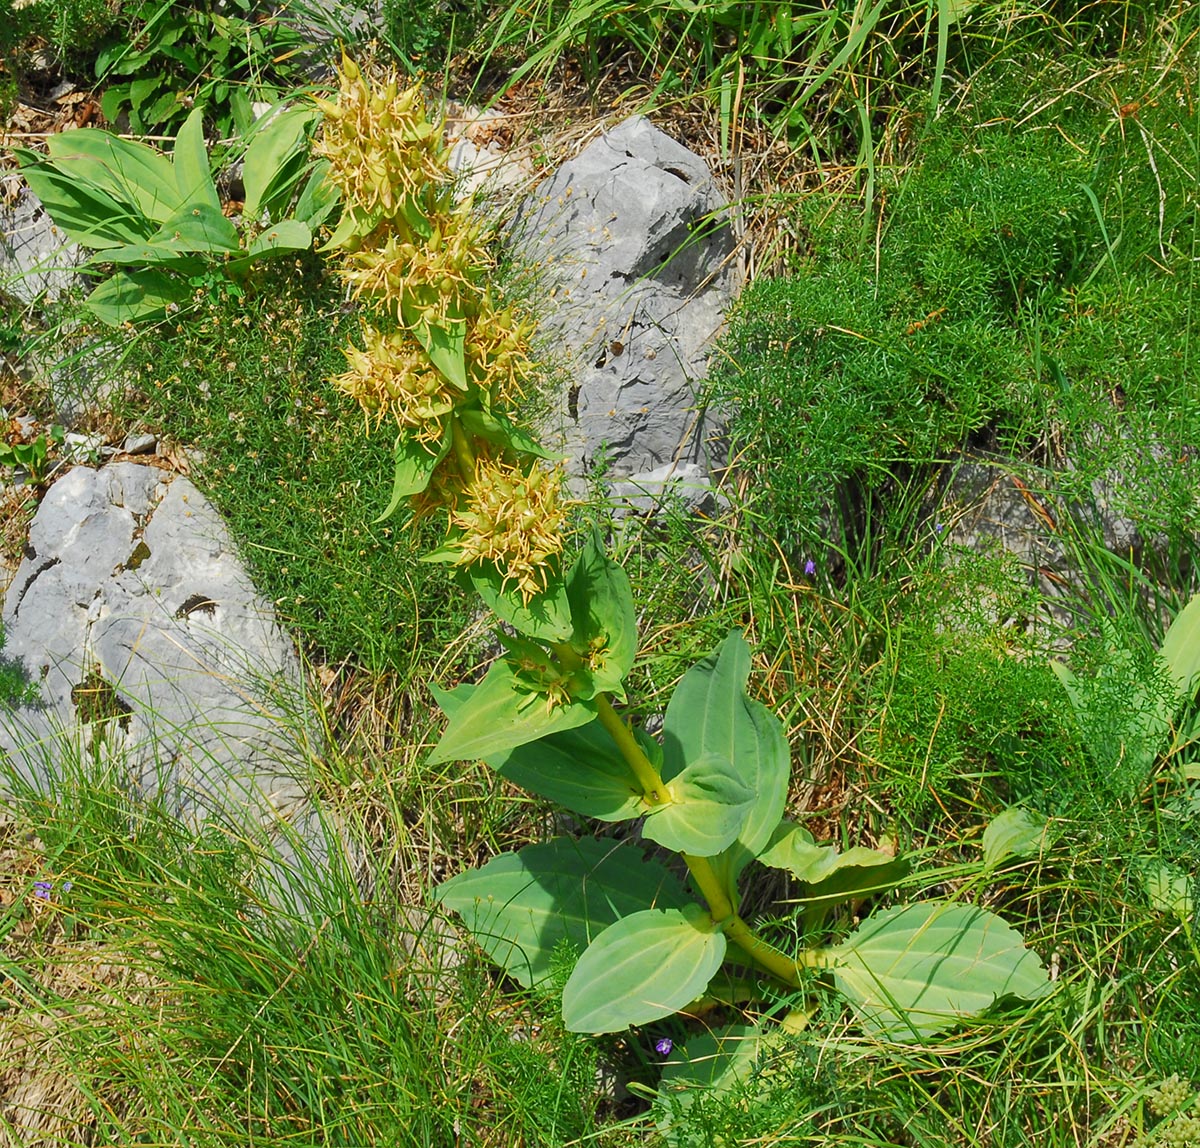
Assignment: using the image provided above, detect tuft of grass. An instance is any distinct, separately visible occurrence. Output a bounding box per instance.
[0,689,630,1147]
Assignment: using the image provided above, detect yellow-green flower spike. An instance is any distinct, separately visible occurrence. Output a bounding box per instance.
[449,457,569,602]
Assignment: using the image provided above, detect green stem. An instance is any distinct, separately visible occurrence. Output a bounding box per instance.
[550,642,672,805]
[450,415,476,483]
[549,646,824,993]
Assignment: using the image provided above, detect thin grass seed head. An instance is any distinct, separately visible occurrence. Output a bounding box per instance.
[448,457,568,602]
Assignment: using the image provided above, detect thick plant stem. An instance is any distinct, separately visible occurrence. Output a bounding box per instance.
[450,415,476,483]
[550,643,821,991]
[595,696,673,806]
[684,853,819,989]
[550,642,672,805]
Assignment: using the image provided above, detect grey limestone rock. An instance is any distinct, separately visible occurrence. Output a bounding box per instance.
[0,184,83,306]
[510,116,734,488]
[0,463,322,883]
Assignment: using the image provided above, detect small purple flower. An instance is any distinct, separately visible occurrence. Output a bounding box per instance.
[804,559,816,576]
[61,881,73,895]
[935,522,944,534]
[655,1038,673,1057]
[32,881,53,901]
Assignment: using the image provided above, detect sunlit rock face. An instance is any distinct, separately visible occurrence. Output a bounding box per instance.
[510,116,734,513]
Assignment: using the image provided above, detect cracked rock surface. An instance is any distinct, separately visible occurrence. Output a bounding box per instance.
[509,116,734,505]
[0,463,320,865]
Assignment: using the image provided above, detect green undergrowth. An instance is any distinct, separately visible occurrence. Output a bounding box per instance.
[709,30,1200,564]
[113,262,472,676]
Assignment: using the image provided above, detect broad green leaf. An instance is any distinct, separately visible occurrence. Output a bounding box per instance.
[99,85,129,124]
[831,901,1052,1040]
[319,202,380,252]
[46,127,182,225]
[88,244,204,275]
[172,107,221,213]
[458,407,559,460]
[439,682,642,819]
[242,106,319,220]
[128,74,162,114]
[1160,594,1200,702]
[1137,860,1194,921]
[240,219,314,262]
[428,659,596,764]
[982,807,1050,868]
[491,722,645,820]
[416,320,469,390]
[436,836,688,989]
[83,268,192,325]
[562,905,727,1033]
[663,632,790,898]
[150,202,240,254]
[642,754,754,856]
[657,1024,774,1144]
[374,430,451,523]
[565,529,638,700]
[230,89,255,137]
[757,821,909,902]
[399,192,434,240]
[468,559,574,642]
[15,149,153,249]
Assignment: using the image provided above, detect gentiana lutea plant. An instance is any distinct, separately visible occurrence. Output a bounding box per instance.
[316,57,1052,1047]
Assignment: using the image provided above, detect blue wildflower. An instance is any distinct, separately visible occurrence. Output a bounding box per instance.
[804,559,816,576]
[655,1038,673,1057]
[32,881,53,901]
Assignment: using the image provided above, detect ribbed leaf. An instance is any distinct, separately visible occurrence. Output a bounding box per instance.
[149,202,240,254]
[46,127,182,224]
[831,901,1052,1039]
[663,632,789,897]
[758,821,909,902]
[15,148,152,249]
[1137,859,1194,921]
[642,754,754,856]
[566,529,638,700]
[241,219,313,261]
[172,107,221,213]
[84,268,193,325]
[1160,593,1200,701]
[428,660,596,764]
[242,106,319,220]
[374,430,451,522]
[468,560,573,642]
[458,408,558,461]
[562,905,727,1033]
[436,836,688,988]
[490,721,644,821]
[982,807,1049,868]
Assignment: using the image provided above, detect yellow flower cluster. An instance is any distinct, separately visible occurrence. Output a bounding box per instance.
[449,458,568,602]
[314,55,448,216]
[318,56,566,602]
[334,323,458,442]
[466,301,539,404]
[339,207,488,329]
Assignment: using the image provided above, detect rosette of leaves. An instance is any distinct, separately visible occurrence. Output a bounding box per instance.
[15,104,337,324]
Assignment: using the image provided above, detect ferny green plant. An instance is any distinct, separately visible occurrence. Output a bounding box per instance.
[315,54,1053,1077]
